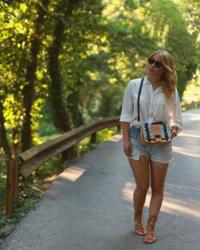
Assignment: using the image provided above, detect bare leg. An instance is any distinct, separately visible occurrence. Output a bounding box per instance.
[149,161,168,216]
[128,155,150,235]
[144,161,168,244]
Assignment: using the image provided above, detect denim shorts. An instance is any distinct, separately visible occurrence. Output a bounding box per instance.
[129,126,173,164]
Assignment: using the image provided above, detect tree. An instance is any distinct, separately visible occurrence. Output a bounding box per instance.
[22,0,50,151]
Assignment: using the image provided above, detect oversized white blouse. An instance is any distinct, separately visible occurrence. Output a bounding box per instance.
[120,76,183,131]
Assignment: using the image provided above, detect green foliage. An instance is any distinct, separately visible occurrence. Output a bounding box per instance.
[0,0,200,238]
[34,156,64,179]
[0,175,42,238]
[142,0,198,96]
[78,127,118,155]
[182,70,200,111]
[0,0,199,147]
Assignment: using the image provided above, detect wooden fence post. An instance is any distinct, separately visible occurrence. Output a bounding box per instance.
[12,143,19,202]
[62,145,78,161]
[117,124,121,133]
[90,132,96,144]
[6,158,14,216]
[6,142,19,216]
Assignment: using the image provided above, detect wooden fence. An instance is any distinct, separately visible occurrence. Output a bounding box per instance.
[6,116,120,215]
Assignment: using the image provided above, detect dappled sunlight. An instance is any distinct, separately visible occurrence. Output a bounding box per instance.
[183,112,200,121]
[178,131,200,138]
[121,182,151,205]
[108,134,122,142]
[121,182,134,202]
[190,116,200,121]
[59,166,86,182]
[173,145,200,158]
[122,182,200,219]
[161,198,200,219]
[166,183,200,193]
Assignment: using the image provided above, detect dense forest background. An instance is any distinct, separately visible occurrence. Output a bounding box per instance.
[0,0,199,228]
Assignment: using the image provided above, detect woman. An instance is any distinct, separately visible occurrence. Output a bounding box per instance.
[120,50,183,244]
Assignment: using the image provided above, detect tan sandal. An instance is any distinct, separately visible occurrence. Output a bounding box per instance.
[134,211,145,236]
[144,215,157,244]
[134,221,145,236]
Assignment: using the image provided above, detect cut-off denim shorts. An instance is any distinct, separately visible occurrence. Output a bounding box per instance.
[129,126,173,165]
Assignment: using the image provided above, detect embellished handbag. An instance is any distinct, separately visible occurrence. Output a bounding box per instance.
[139,121,172,144]
[137,78,172,145]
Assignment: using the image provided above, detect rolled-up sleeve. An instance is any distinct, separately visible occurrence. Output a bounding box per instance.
[170,88,183,132]
[120,82,133,123]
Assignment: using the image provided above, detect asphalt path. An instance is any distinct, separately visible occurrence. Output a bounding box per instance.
[1,109,200,250]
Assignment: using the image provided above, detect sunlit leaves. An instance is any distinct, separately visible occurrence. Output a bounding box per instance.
[20,3,27,13]
[3,94,23,143]
[182,70,200,109]
[0,0,199,152]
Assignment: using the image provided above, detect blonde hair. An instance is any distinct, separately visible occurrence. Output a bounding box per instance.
[149,50,177,99]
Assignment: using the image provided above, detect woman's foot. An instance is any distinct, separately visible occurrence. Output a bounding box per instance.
[134,221,145,236]
[144,215,157,244]
[134,211,145,236]
[144,230,156,244]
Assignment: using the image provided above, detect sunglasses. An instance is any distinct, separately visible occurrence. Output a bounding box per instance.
[148,58,163,68]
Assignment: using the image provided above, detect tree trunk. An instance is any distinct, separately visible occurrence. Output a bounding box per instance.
[67,91,84,127]
[21,0,49,151]
[47,0,83,132]
[48,18,71,132]
[0,101,11,158]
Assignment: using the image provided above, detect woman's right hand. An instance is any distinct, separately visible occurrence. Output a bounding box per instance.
[123,140,132,157]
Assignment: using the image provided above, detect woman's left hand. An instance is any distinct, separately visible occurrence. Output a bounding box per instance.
[171,126,179,137]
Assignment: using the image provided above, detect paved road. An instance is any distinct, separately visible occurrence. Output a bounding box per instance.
[1,109,200,250]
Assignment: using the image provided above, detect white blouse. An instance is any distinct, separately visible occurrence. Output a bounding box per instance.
[120,76,183,131]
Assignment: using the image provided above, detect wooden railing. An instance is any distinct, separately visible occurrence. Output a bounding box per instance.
[6,116,120,215]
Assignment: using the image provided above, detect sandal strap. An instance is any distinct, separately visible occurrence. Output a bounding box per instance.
[146,215,157,231]
[144,230,156,243]
[135,221,144,230]
[134,222,145,236]
[144,215,157,244]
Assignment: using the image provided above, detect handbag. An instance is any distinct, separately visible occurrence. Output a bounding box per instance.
[137,78,172,145]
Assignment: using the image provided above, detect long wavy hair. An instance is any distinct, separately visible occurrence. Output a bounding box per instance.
[149,50,177,100]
